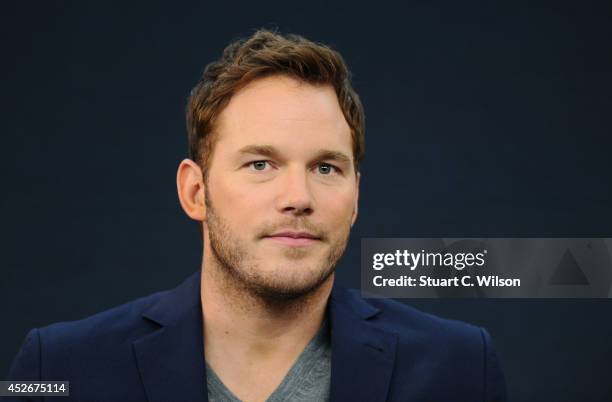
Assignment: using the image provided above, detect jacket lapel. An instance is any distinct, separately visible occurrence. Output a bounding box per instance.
[131,272,397,402]
[329,284,398,402]
[132,272,207,402]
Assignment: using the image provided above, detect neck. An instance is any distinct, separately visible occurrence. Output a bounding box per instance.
[200,253,333,359]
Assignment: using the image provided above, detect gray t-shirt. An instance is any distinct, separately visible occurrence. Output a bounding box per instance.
[205,319,331,402]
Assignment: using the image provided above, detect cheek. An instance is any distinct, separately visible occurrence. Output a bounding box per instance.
[317,188,356,223]
[210,177,273,227]
[212,176,260,207]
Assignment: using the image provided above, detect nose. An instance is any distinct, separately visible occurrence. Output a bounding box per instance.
[275,166,314,217]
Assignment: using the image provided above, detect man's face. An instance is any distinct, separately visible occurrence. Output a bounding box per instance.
[203,75,359,300]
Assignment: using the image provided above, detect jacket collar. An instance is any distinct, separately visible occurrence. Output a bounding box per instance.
[133,271,397,402]
[134,272,206,402]
[328,281,398,402]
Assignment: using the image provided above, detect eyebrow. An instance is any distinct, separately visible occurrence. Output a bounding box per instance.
[238,145,280,159]
[315,149,352,165]
[237,145,352,165]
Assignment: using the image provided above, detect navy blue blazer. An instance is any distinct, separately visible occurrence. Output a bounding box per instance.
[7,272,506,401]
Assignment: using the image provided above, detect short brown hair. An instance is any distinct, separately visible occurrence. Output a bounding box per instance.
[186,29,365,179]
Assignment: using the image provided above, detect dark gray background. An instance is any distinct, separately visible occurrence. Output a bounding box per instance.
[1,1,611,401]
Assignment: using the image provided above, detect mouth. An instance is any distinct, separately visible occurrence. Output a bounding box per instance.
[263,231,322,247]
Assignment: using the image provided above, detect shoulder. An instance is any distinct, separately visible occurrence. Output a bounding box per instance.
[38,289,167,345]
[34,271,201,347]
[23,288,172,378]
[343,288,484,342]
[338,289,507,401]
[338,288,496,371]
[7,272,202,400]
[7,288,168,382]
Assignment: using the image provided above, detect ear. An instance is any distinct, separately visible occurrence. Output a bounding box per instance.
[176,158,207,222]
[351,171,360,227]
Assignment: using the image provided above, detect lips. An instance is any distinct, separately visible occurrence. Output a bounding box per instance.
[264,231,321,246]
[268,231,320,239]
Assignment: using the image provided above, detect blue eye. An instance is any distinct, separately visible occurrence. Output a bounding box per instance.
[317,163,336,175]
[250,161,269,171]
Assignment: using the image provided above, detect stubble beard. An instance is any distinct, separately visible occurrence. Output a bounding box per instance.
[204,188,351,308]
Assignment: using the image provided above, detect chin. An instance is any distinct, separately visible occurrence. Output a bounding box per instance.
[248,270,333,302]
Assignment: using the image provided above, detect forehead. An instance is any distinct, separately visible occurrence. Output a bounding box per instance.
[214,75,352,155]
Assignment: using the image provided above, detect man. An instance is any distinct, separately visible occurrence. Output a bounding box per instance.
[7,30,507,402]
